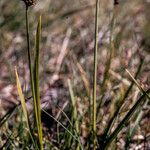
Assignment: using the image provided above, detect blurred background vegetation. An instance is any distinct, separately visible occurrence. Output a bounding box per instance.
[0,0,150,149]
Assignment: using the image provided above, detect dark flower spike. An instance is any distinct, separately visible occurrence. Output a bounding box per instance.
[22,0,36,7]
[114,0,119,5]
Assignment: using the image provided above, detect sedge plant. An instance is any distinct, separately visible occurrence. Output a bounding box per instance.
[19,0,43,149]
[1,0,150,149]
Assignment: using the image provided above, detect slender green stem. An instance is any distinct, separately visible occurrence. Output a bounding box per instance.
[25,6,39,149]
[92,0,99,149]
[26,7,34,92]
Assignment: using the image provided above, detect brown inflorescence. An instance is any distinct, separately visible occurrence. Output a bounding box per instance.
[114,0,119,5]
[22,0,36,7]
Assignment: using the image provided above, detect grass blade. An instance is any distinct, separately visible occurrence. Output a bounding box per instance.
[0,105,18,128]
[103,88,150,149]
[0,97,31,128]
[33,16,43,150]
[101,59,144,141]
[125,101,148,149]
[15,68,29,130]
[102,67,150,148]
[126,69,150,101]
[68,79,81,150]
[15,68,37,149]
[77,63,90,96]
[25,6,38,132]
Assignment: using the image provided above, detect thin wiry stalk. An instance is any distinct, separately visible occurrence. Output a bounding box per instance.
[25,6,34,95]
[25,6,38,128]
[41,109,83,148]
[92,0,99,149]
[57,103,85,149]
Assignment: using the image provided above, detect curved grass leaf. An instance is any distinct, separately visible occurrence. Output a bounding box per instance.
[15,68,37,149]
[33,16,43,150]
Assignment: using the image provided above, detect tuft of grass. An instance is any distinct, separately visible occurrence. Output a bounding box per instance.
[100,88,150,149]
[68,79,81,150]
[101,58,144,141]
[0,0,149,149]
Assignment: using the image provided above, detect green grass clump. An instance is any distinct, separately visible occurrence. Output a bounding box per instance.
[0,0,149,149]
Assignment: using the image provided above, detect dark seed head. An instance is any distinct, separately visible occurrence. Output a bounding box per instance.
[22,0,36,7]
[114,0,119,5]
